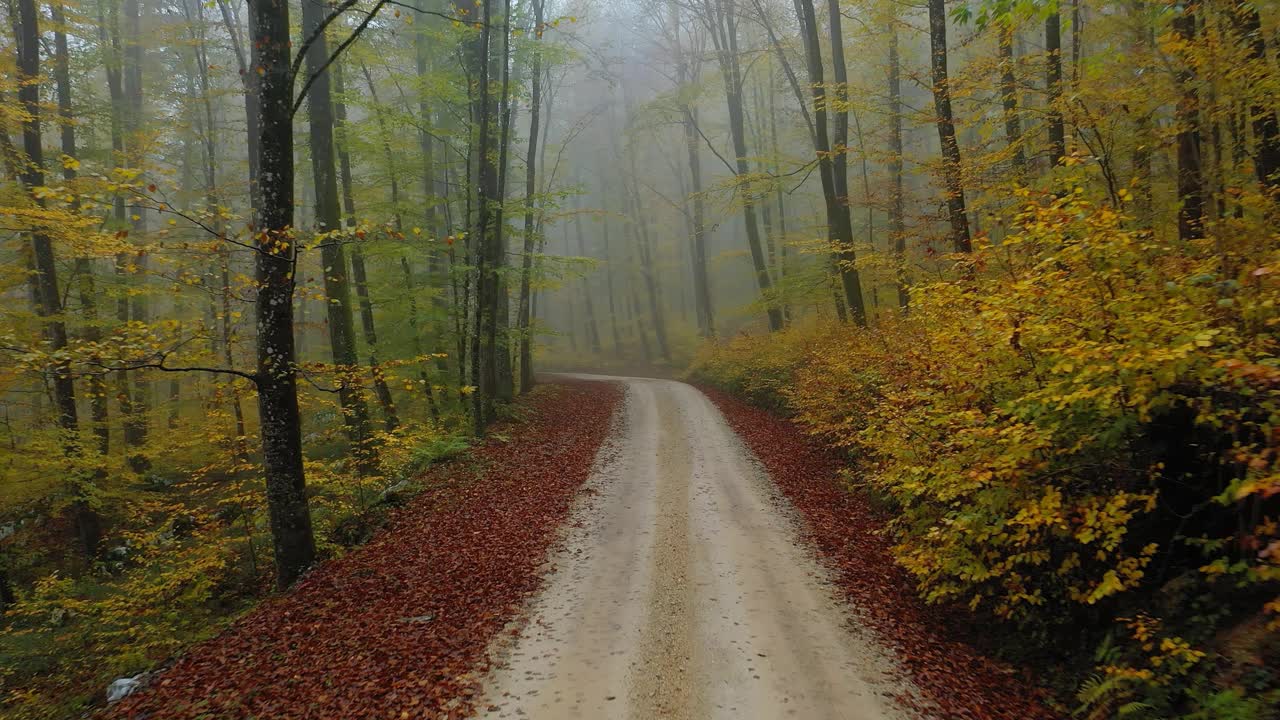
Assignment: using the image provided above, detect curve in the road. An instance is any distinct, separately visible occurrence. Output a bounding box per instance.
[477,377,918,720]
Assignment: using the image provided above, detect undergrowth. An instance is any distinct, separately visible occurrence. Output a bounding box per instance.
[690,185,1280,719]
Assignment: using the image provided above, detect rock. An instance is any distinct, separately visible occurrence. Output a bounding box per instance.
[378,480,411,504]
[106,673,148,703]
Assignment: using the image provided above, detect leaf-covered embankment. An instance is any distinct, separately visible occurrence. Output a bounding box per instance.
[109,380,621,720]
[701,385,1060,720]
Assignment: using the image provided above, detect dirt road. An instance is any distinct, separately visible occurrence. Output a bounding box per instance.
[478,377,917,720]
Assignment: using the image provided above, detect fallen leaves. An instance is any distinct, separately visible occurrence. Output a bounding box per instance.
[702,385,1060,720]
[108,380,621,720]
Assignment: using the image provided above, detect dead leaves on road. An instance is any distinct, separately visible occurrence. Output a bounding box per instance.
[704,385,1060,720]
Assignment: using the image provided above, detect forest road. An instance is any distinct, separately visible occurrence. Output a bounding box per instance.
[476,376,917,720]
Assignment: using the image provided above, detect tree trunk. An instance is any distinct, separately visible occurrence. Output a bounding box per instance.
[123,0,151,473]
[492,0,515,404]
[190,0,247,446]
[54,0,111,456]
[673,1,714,337]
[300,0,375,465]
[1173,3,1204,241]
[518,0,545,392]
[795,0,862,324]
[216,0,260,214]
[340,62,400,431]
[1229,0,1280,194]
[888,19,909,309]
[249,0,315,589]
[1046,10,1067,164]
[826,0,867,324]
[998,21,1026,174]
[705,0,783,331]
[17,0,100,557]
[100,0,142,471]
[461,0,497,435]
[927,0,972,253]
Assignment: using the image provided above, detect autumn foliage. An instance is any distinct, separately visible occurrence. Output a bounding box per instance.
[104,381,620,720]
[692,185,1280,716]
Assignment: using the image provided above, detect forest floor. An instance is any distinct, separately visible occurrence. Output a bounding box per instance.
[106,380,622,720]
[107,376,1059,720]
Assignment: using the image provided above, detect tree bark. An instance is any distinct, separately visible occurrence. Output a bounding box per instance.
[1228,0,1280,194]
[54,0,111,456]
[671,1,714,337]
[123,0,151,473]
[17,0,100,557]
[518,0,545,392]
[826,0,867,324]
[927,0,972,253]
[341,62,401,431]
[249,0,315,589]
[1173,3,1204,241]
[1046,10,1067,164]
[795,0,863,323]
[702,0,783,331]
[998,21,1026,174]
[300,0,375,465]
[888,19,908,309]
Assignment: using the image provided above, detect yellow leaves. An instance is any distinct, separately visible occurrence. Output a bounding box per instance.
[60,154,80,171]
[694,186,1280,629]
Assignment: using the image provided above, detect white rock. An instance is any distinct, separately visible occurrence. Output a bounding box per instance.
[106,673,146,703]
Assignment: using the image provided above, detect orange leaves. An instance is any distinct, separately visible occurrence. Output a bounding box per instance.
[109,382,621,720]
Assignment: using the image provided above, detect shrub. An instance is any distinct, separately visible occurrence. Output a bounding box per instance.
[691,187,1280,715]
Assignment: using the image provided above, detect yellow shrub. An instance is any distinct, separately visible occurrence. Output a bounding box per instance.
[694,188,1280,625]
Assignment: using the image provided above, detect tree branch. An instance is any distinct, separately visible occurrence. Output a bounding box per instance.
[292,0,389,118]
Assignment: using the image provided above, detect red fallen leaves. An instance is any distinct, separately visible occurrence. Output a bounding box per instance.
[109,380,622,720]
[701,386,1061,720]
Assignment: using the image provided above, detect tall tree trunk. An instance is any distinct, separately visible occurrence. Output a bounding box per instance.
[518,0,545,392]
[54,1,111,456]
[705,0,783,331]
[189,0,247,445]
[1046,10,1067,164]
[460,0,496,434]
[1229,0,1280,194]
[767,63,792,323]
[216,0,260,214]
[795,0,861,324]
[998,21,1026,174]
[17,0,100,557]
[491,0,515,404]
[300,0,375,465]
[100,0,141,470]
[888,19,909,309]
[337,63,400,431]
[123,0,151,473]
[1173,2,1204,241]
[250,0,314,589]
[413,15,452,399]
[927,0,972,253]
[672,1,714,337]
[826,0,867,324]
[1129,1,1154,224]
